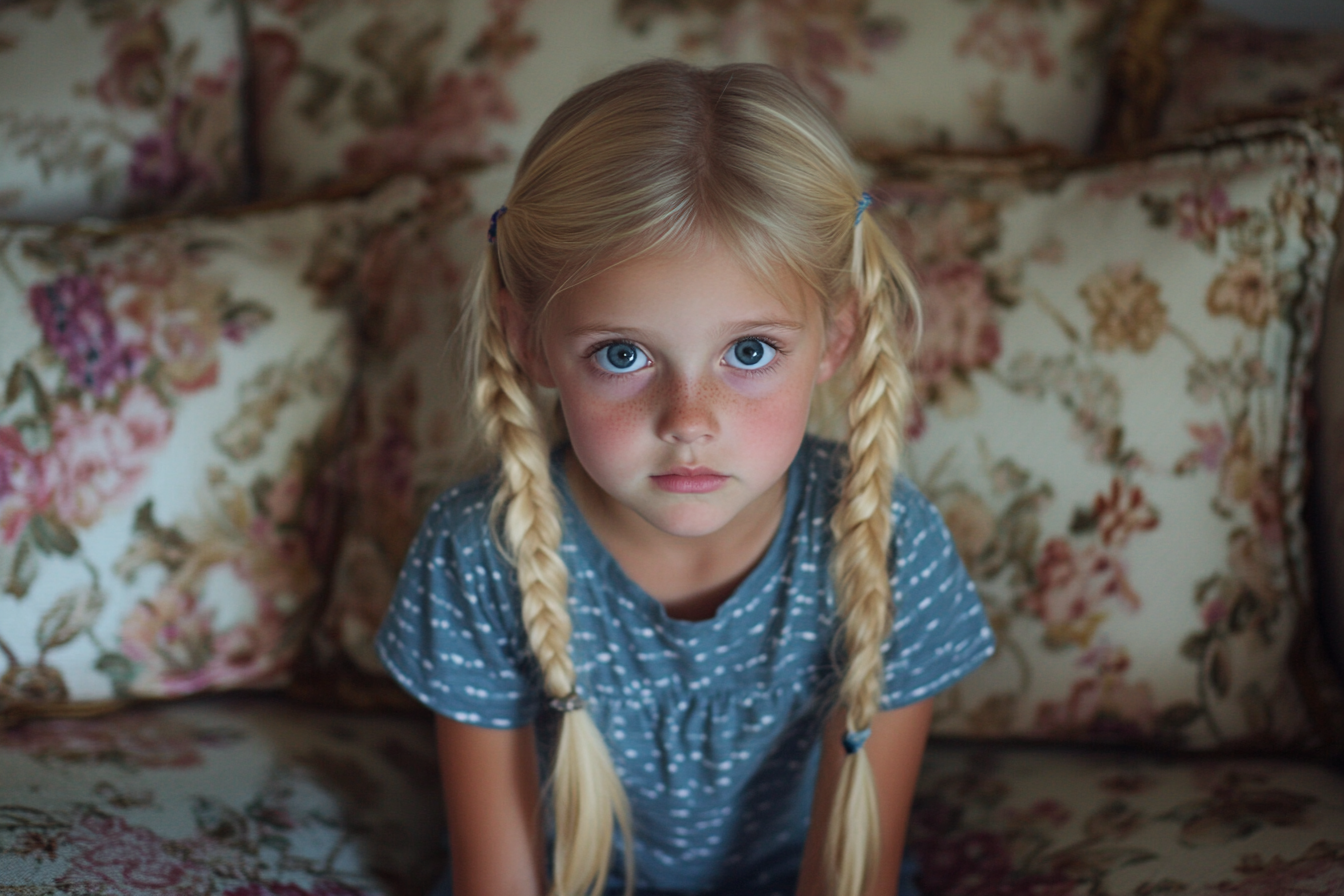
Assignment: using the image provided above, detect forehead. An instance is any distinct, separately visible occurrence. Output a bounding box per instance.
[542,239,819,336]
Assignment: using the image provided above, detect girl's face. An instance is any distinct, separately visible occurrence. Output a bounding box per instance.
[512,237,852,542]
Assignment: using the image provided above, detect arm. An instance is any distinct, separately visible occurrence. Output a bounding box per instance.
[795,699,934,896]
[436,715,548,896]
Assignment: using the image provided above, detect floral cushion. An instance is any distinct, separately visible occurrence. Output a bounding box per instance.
[0,178,435,721]
[911,739,1344,896]
[244,0,1127,198]
[852,104,1344,752]
[0,0,249,223]
[0,694,444,894]
[3,696,1342,896]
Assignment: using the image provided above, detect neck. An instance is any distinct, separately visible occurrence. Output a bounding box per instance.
[562,450,787,620]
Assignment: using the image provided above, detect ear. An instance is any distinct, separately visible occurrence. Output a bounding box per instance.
[497,289,555,388]
[816,295,858,384]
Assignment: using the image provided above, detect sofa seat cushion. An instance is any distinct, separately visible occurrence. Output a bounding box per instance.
[912,739,1344,896]
[3,697,1343,896]
[0,695,444,895]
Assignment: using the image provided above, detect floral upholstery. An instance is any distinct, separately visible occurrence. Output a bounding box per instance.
[1115,4,1344,682]
[0,0,249,223]
[3,695,1343,896]
[0,694,444,895]
[910,740,1344,896]
[244,0,1127,199]
[0,178,441,721]
[4,3,1344,894]
[849,105,1344,752]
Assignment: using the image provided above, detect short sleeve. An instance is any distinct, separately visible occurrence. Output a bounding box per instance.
[878,478,996,710]
[374,483,543,728]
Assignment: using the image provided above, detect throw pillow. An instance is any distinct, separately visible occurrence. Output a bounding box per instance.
[855,103,1344,753]
[0,176,428,722]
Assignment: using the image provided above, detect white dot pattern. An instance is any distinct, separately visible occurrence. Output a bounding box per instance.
[376,436,995,895]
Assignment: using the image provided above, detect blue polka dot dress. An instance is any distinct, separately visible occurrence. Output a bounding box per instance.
[377,435,995,895]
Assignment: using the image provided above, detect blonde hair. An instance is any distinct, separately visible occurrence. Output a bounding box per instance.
[464,59,919,896]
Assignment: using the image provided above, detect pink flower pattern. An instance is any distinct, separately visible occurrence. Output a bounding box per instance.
[128,99,203,200]
[0,426,51,544]
[341,70,515,181]
[1026,538,1139,630]
[911,259,1002,411]
[45,385,172,530]
[118,580,290,698]
[956,3,1058,80]
[84,6,245,213]
[57,814,215,894]
[1175,185,1246,251]
[1092,479,1159,548]
[95,10,170,111]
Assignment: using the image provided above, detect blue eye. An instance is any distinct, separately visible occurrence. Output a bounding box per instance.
[724,338,776,370]
[594,342,648,373]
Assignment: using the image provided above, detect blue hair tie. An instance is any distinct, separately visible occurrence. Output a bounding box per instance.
[842,727,871,755]
[488,205,507,244]
[854,192,873,226]
[548,691,586,713]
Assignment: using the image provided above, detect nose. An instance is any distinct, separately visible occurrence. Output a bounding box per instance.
[657,377,717,444]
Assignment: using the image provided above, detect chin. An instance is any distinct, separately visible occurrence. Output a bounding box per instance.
[638,504,739,539]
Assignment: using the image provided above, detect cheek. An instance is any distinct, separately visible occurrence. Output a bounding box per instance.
[556,382,650,467]
[731,374,816,453]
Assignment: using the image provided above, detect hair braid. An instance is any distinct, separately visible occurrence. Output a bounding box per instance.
[823,217,917,896]
[472,265,635,896]
[476,293,575,693]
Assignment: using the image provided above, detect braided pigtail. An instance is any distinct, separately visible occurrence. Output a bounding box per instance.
[823,208,919,896]
[469,253,635,896]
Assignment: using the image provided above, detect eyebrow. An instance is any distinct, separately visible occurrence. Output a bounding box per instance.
[564,318,806,340]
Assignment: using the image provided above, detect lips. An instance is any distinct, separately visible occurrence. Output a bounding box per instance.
[650,466,729,494]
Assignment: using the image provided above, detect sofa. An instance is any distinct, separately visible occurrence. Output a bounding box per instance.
[3,0,1344,894]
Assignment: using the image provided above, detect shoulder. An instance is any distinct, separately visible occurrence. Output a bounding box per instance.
[891,476,947,540]
[883,480,997,707]
[422,470,499,534]
[387,466,520,638]
[805,435,967,590]
[401,470,502,565]
[376,466,543,727]
[889,475,967,590]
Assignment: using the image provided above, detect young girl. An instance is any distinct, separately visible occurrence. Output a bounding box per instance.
[376,59,995,896]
